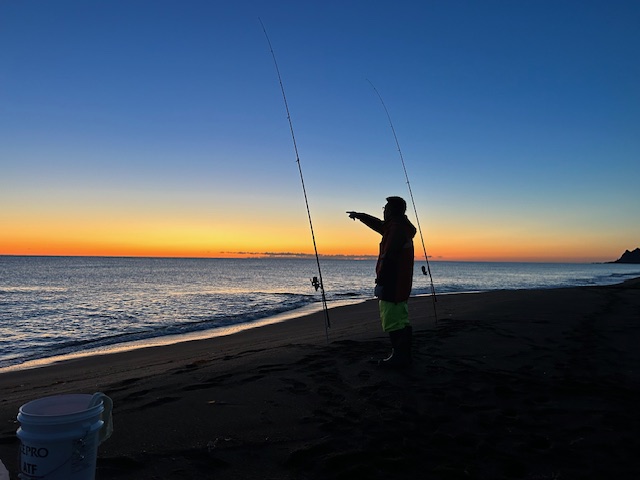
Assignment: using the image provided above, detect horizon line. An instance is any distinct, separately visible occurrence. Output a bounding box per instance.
[0,253,611,264]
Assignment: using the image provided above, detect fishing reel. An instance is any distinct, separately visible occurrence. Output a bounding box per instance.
[421,265,428,276]
[310,276,322,291]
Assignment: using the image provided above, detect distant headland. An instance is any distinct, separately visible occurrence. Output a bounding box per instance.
[610,248,640,264]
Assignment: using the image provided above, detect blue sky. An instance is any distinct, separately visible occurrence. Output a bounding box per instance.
[1,1,638,261]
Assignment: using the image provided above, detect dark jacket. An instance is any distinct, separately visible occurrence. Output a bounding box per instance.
[357,213,416,303]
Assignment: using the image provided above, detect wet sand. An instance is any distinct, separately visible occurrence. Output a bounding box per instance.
[1,279,639,479]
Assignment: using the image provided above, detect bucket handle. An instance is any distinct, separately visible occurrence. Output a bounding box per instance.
[89,392,113,443]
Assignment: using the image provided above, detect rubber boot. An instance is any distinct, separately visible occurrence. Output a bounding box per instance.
[402,325,413,365]
[393,325,412,367]
[377,327,410,369]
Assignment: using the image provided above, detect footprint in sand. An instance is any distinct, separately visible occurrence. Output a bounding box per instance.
[280,378,308,394]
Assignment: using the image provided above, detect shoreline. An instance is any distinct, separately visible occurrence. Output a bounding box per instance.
[3,258,639,373]
[2,293,453,374]
[1,279,639,479]
[0,299,359,374]
[0,279,621,374]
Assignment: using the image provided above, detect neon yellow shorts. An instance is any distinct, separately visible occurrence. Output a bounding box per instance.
[379,300,410,332]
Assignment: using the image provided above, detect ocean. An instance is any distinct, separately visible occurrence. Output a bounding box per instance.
[1,256,639,370]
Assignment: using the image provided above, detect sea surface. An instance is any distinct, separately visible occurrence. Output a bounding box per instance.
[1,256,639,370]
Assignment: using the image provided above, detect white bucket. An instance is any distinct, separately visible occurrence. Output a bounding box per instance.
[16,392,113,480]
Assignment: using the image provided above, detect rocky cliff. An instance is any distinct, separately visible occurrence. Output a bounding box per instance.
[611,248,640,264]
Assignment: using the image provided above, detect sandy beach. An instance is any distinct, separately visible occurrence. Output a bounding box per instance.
[1,279,639,479]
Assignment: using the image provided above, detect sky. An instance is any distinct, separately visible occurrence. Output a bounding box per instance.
[1,0,638,262]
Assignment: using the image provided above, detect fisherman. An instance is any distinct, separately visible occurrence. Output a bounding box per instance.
[347,196,416,368]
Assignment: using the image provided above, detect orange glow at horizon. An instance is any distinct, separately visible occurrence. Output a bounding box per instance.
[0,204,625,263]
[0,231,620,263]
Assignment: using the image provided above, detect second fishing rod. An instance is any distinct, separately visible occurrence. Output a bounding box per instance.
[368,80,438,323]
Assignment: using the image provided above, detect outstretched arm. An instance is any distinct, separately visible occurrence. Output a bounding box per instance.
[346,211,384,235]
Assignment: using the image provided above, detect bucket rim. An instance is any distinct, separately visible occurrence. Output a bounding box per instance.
[18,394,103,418]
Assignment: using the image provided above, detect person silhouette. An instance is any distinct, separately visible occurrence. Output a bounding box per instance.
[347,196,416,368]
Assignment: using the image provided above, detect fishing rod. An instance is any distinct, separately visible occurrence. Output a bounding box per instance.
[367,79,438,323]
[260,19,331,341]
